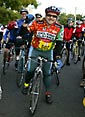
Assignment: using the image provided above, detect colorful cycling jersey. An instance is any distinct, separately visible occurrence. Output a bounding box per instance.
[28,19,63,51]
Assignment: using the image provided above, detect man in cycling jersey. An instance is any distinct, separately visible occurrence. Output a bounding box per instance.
[15,9,34,70]
[22,6,64,104]
[35,13,43,21]
[63,18,75,65]
[74,20,82,61]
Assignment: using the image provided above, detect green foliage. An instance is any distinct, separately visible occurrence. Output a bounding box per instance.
[0,0,84,26]
[0,0,39,25]
[0,7,21,25]
[59,13,83,25]
[1,0,38,10]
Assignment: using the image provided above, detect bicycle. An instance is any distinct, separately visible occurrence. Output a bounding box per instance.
[60,41,68,67]
[72,38,79,64]
[72,38,84,64]
[16,38,30,88]
[3,43,14,74]
[25,56,58,115]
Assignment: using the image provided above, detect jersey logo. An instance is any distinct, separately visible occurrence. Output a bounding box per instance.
[36,31,56,40]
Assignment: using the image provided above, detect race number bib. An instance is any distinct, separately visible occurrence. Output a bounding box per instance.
[38,40,52,51]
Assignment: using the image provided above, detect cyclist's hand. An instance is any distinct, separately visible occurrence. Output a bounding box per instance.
[16,36,22,39]
[23,23,28,27]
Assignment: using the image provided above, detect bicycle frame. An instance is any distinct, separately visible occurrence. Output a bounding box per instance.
[28,56,54,115]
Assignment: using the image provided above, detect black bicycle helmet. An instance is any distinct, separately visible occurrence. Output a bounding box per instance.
[45,6,61,15]
[35,13,42,18]
[20,8,28,14]
[67,18,74,22]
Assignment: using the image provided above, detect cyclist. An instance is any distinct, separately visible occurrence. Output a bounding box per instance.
[3,21,18,63]
[22,6,64,104]
[18,14,34,62]
[81,17,85,40]
[15,8,34,69]
[63,18,75,65]
[74,20,82,61]
[0,24,4,53]
[35,13,43,21]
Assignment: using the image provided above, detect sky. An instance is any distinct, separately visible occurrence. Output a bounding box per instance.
[28,0,85,16]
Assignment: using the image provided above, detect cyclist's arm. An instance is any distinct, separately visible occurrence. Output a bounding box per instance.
[56,25,64,41]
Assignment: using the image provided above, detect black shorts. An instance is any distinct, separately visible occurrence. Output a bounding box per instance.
[14,37,25,56]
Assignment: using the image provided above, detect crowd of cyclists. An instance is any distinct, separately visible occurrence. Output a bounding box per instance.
[0,6,85,105]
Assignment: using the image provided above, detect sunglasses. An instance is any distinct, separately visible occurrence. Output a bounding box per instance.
[46,14,57,18]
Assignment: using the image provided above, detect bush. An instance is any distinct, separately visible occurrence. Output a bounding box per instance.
[0,7,21,25]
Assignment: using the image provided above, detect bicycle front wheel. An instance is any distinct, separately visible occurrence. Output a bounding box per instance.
[16,72,25,88]
[61,48,68,67]
[29,73,42,115]
[73,46,78,64]
[16,57,25,88]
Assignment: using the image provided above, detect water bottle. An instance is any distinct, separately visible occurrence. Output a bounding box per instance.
[0,86,2,100]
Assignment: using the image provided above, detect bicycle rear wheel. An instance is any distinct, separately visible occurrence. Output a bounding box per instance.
[29,73,42,115]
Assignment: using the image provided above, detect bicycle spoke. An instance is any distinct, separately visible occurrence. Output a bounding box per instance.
[29,75,41,115]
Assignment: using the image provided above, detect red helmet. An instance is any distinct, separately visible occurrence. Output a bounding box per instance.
[7,21,17,30]
[45,6,61,15]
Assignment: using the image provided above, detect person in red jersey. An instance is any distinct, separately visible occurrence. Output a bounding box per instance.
[22,6,64,104]
[74,20,82,61]
[63,18,75,65]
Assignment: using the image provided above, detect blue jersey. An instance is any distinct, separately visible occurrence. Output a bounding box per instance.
[3,28,18,41]
[17,18,25,35]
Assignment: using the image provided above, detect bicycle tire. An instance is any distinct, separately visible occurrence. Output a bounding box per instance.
[61,48,68,67]
[52,70,60,86]
[3,59,6,75]
[16,57,24,88]
[82,55,85,78]
[72,46,78,64]
[29,73,42,115]
[16,72,24,88]
[80,44,84,56]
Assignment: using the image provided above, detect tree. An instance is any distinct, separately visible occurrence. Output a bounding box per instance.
[0,0,39,11]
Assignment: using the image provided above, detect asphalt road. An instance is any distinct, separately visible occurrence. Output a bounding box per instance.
[0,51,85,117]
